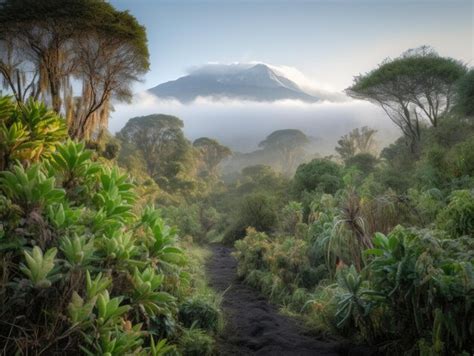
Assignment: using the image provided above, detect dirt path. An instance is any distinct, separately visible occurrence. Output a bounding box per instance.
[207,245,373,356]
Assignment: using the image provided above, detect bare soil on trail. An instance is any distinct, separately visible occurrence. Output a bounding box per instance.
[206,245,378,356]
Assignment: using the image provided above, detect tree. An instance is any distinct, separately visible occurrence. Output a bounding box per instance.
[345,153,378,174]
[335,126,377,161]
[456,69,474,117]
[241,164,278,183]
[238,193,277,233]
[223,192,278,243]
[346,46,466,150]
[118,114,191,191]
[237,164,288,196]
[259,129,309,173]
[193,137,231,178]
[0,0,149,140]
[292,159,343,197]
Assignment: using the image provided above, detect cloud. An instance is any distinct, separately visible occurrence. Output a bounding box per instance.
[110,91,400,154]
[263,63,348,101]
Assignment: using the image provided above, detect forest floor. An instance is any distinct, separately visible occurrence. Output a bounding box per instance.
[207,245,377,356]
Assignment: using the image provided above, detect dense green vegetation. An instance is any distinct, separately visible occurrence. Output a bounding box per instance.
[103,66,472,352]
[230,49,474,355]
[0,0,472,353]
[0,97,221,354]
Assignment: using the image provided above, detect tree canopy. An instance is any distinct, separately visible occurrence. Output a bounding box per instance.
[456,69,474,117]
[193,137,231,178]
[335,126,377,161]
[259,129,309,173]
[346,46,466,150]
[292,158,343,196]
[118,114,192,191]
[0,0,149,140]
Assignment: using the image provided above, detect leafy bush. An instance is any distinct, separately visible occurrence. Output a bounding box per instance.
[178,327,215,356]
[234,228,271,277]
[445,139,474,178]
[0,163,65,215]
[0,97,67,170]
[280,201,303,234]
[235,227,323,307]
[361,226,474,353]
[47,139,100,200]
[162,203,203,240]
[436,189,474,237]
[223,192,277,244]
[178,297,220,332]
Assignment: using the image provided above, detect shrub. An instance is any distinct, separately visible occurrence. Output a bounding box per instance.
[178,297,220,332]
[280,201,303,234]
[264,236,309,286]
[0,97,67,170]
[223,193,277,244]
[233,228,271,277]
[436,189,474,237]
[162,203,203,239]
[178,327,214,356]
[445,139,474,178]
[288,288,311,312]
[0,163,65,215]
[304,284,339,334]
[362,226,474,353]
[407,188,445,224]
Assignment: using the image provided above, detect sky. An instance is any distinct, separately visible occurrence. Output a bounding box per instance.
[108,0,473,152]
[110,0,473,92]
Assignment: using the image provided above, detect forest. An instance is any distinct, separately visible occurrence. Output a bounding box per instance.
[0,0,473,355]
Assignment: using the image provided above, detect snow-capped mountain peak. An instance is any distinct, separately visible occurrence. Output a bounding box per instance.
[148,63,318,103]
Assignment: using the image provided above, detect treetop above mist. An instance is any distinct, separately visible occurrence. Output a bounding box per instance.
[346,46,467,151]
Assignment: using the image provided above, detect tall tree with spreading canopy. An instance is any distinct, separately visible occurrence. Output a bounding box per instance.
[335,126,378,161]
[259,129,309,173]
[193,137,231,178]
[0,0,149,140]
[118,114,192,191]
[346,46,466,151]
[292,158,343,197]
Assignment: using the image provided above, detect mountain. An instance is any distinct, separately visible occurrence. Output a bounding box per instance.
[148,64,319,103]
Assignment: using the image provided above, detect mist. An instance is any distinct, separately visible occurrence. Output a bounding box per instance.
[110,92,400,155]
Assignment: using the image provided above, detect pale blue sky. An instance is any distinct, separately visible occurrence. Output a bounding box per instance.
[110,0,473,92]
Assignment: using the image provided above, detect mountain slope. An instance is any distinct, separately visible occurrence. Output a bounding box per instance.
[148,64,319,103]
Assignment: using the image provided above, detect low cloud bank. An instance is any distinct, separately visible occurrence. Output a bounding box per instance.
[110,92,400,154]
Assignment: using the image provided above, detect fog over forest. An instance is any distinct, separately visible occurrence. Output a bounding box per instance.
[111,94,397,154]
[110,63,400,154]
